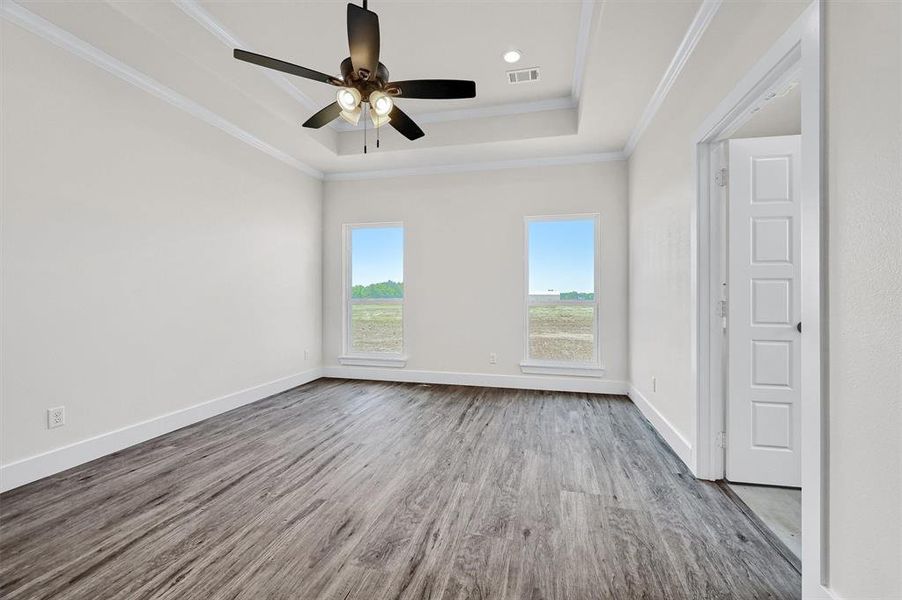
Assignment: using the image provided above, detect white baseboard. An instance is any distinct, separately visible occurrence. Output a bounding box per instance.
[627,385,695,473]
[321,365,629,395]
[818,586,842,600]
[1,370,696,493]
[0,368,323,493]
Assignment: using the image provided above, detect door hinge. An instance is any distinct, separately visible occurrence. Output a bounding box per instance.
[716,431,727,448]
[715,167,728,188]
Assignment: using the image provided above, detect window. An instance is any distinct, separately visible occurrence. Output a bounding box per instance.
[341,223,405,366]
[522,215,602,375]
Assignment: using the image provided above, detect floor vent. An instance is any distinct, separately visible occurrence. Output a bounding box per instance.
[507,67,540,84]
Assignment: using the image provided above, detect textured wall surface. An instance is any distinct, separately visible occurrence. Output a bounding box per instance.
[825,2,902,597]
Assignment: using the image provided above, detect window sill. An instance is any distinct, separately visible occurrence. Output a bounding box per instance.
[338,355,407,368]
[519,362,606,378]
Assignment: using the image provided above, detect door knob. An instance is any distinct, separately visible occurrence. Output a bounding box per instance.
[796,322,802,333]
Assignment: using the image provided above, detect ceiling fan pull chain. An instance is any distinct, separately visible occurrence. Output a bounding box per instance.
[377,123,380,149]
[364,108,367,154]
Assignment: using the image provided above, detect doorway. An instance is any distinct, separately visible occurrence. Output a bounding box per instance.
[721,127,803,566]
[690,2,827,597]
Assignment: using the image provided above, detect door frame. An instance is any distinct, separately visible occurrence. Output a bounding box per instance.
[690,1,828,596]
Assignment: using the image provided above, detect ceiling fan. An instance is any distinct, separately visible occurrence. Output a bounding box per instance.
[233,0,476,143]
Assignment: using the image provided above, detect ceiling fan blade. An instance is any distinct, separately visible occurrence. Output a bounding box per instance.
[388,105,425,140]
[234,49,339,85]
[387,80,476,99]
[302,102,343,129]
[347,3,380,80]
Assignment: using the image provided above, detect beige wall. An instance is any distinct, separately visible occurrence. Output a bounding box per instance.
[0,23,323,465]
[322,162,629,386]
[825,2,901,597]
[629,0,902,597]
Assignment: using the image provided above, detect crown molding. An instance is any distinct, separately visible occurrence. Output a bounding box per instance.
[9,0,729,182]
[173,0,321,114]
[1,0,324,180]
[571,0,597,100]
[623,0,722,157]
[323,151,625,182]
[2,0,617,184]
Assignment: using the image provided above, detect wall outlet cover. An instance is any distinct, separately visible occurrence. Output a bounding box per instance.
[47,406,65,429]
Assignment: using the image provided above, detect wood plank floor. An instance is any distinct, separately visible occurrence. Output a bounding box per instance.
[0,379,800,599]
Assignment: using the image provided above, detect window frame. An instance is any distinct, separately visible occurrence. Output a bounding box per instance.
[520,213,604,377]
[339,222,407,368]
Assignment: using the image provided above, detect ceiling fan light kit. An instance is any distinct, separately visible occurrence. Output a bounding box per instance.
[368,110,391,128]
[339,106,362,125]
[336,87,362,111]
[233,0,476,148]
[369,91,393,117]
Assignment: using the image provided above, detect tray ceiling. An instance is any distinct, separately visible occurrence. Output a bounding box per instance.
[5,0,707,177]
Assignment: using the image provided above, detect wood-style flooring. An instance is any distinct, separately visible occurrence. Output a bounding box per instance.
[0,379,800,599]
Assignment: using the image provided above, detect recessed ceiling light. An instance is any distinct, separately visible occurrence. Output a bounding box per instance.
[503,50,522,64]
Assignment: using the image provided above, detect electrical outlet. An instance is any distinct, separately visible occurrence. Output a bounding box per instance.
[489,353,497,365]
[652,377,657,393]
[47,406,65,429]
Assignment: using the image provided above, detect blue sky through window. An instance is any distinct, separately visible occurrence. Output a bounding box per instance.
[351,226,403,286]
[528,218,595,295]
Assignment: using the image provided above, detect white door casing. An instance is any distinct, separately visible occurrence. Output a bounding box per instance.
[727,135,802,487]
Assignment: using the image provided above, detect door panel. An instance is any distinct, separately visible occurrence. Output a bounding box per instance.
[727,135,801,487]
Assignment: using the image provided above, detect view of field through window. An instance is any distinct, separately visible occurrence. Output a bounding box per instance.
[528,217,597,363]
[349,226,404,354]
[528,304,595,362]
[350,304,403,354]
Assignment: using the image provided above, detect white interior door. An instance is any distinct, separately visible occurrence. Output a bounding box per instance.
[727,135,802,487]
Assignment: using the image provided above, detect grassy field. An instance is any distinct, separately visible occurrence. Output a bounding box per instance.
[528,304,594,362]
[351,303,594,361]
[351,304,403,353]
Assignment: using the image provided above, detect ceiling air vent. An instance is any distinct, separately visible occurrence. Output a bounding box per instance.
[507,67,540,84]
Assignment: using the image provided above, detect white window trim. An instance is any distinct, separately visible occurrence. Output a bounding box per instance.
[520,213,604,377]
[340,222,407,367]
[337,355,407,368]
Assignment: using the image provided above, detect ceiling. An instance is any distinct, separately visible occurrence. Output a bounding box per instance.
[205,1,582,113]
[10,0,705,177]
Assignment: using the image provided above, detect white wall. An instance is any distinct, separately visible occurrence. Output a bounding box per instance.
[322,162,629,390]
[825,2,901,597]
[628,1,902,597]
[628,1,809,440]
[0,23,323,475]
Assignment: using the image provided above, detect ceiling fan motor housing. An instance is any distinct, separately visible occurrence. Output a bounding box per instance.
[339,57,394,97]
